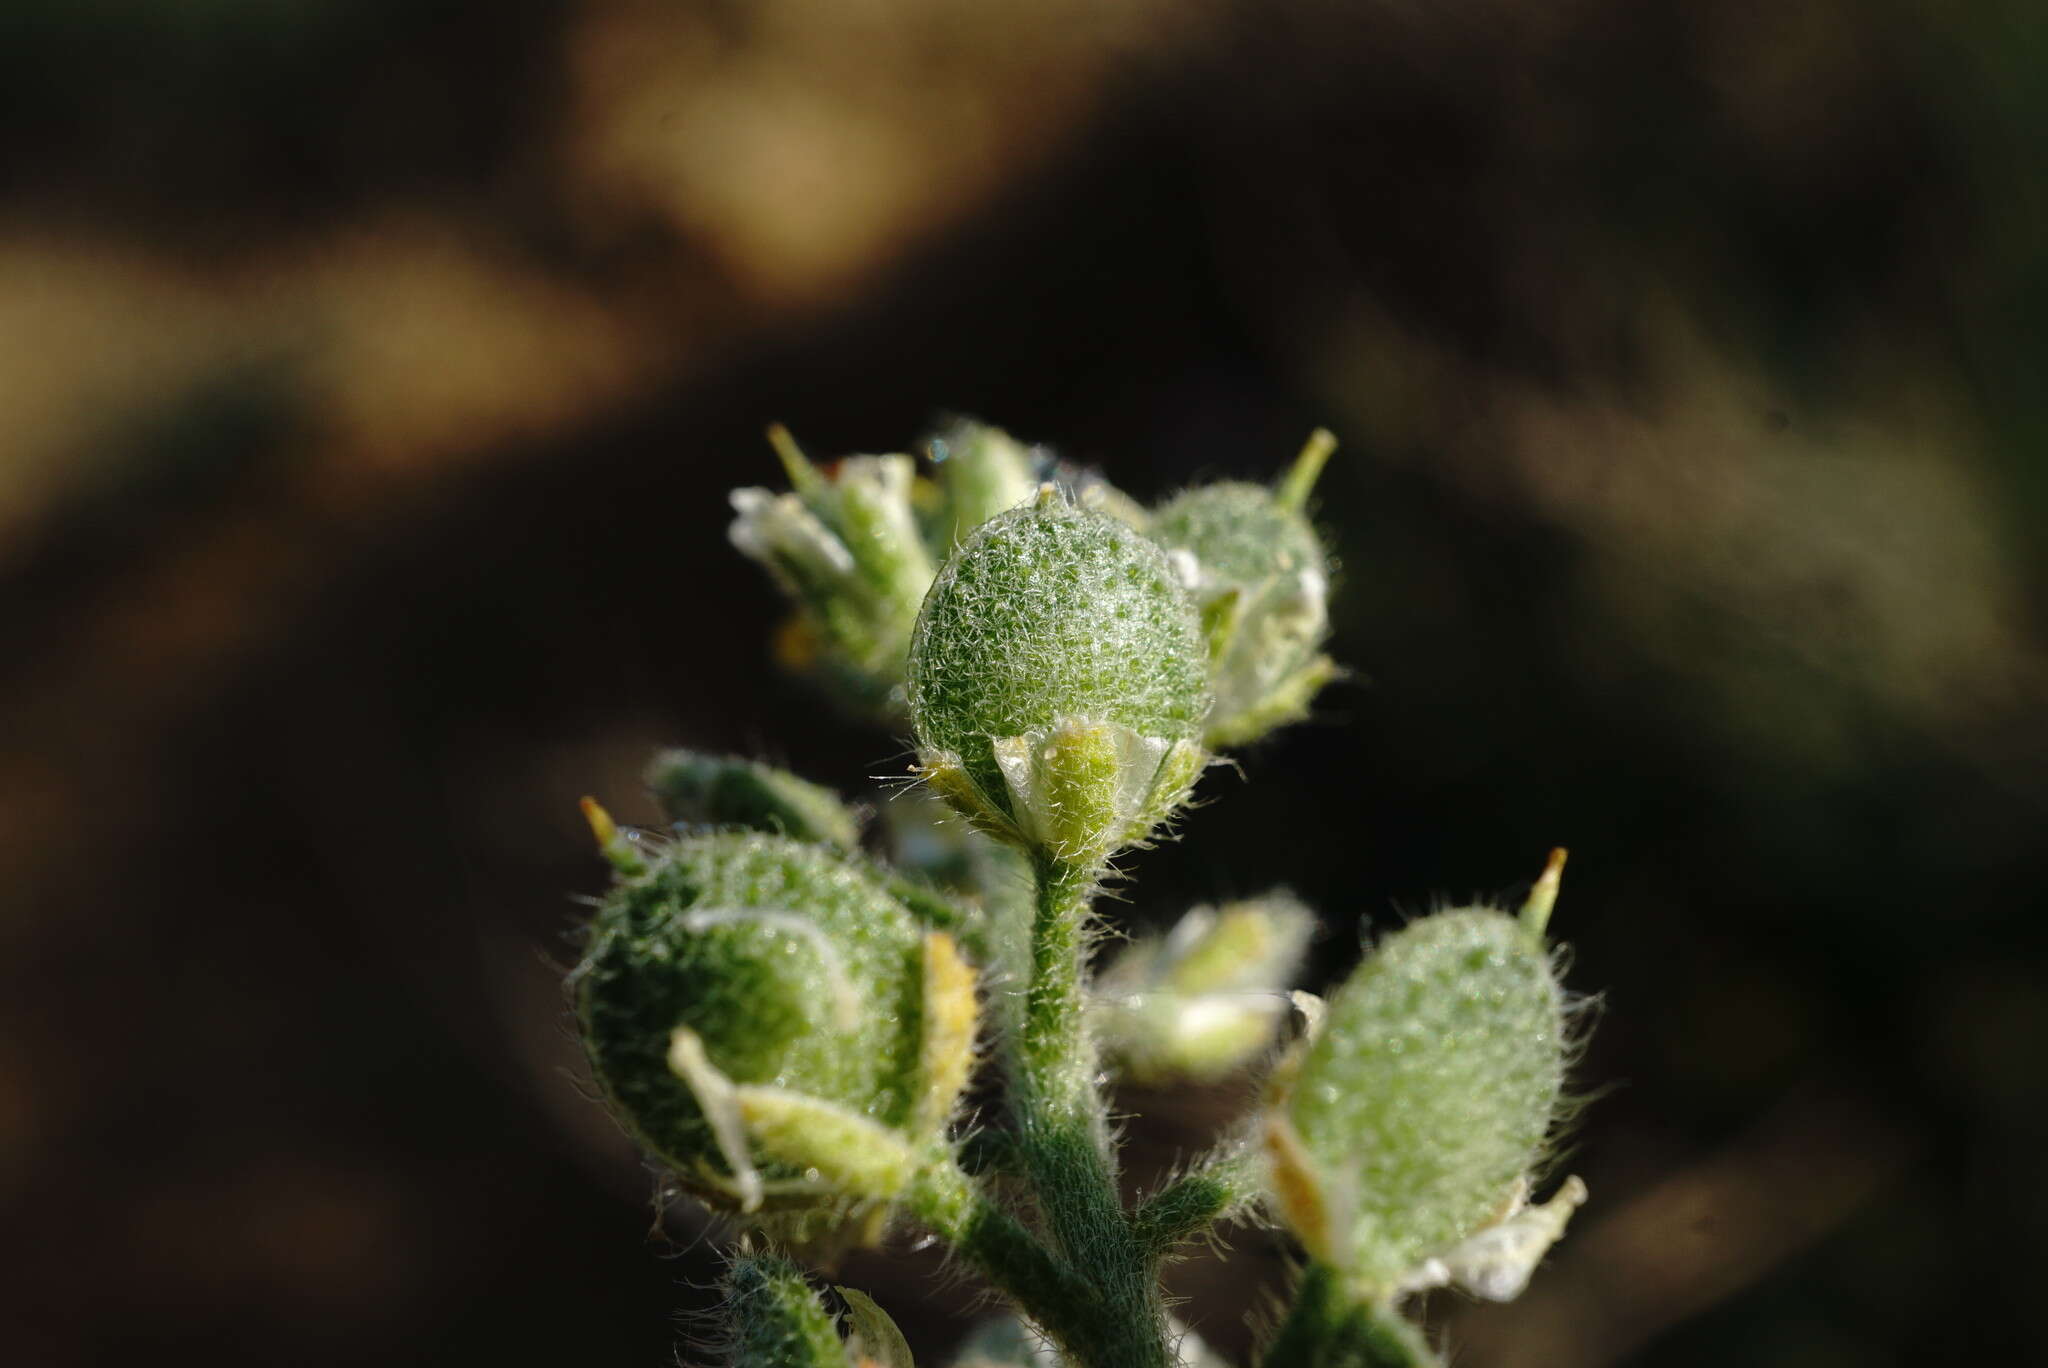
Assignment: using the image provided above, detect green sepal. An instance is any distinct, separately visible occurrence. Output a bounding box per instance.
[647,749,863,851]
[734,1087,917,1200]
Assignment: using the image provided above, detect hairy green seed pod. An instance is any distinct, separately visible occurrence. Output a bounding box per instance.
[1149,476,1335,749]
[718,1252,846,1368]
[573,830,977,1229]
[907,490,1211,869]
[1269,908,1569,1299]
[646,749,862,851]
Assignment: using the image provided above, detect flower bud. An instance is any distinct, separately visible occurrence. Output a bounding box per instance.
[927,420,1040,552]
[729,427,936,709]
[646,749,862,852]
[1096,893,1315,1084]
[573,828,978,1232]
[907,490,1211,870]
[1264,904,1572,1299]
[1148,433,1338,748]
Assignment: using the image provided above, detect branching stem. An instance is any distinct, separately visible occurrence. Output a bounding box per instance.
[905,1160,1101,1352]
[1132,1143,1261,1257]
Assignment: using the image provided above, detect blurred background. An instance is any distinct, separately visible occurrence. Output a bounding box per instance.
[2,0,2043,1364]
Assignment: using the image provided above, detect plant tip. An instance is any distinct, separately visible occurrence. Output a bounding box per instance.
[1520,847,1568,936]
[580,795,618,851]
[765,422,819,490]
[1275,427,1338,512]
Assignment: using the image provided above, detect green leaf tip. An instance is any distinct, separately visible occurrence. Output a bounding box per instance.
[1275,427,1338,514]
[580,795,648,875]
[765,421,825,499]
[1519,846,1568,938]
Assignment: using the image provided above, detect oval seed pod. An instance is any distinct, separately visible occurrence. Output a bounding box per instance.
[907,490,1210,870]
[573,829,977,1229]
[1149,475,1335,750]
[1270,908,1569,1298]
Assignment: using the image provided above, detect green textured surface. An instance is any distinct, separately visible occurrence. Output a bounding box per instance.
[646,749,863,851]
[931,419,1039,550]
[906,497,1208,818]
[1148,482,1332,746]
[575,832,926,1198]
[1290,909,1565,1293]
[721,1254,846,1367]
[1152,482,1323,587]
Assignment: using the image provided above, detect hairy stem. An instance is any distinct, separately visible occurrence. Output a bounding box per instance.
[1132,1142,1261,1257]
[906,1160,1104,1352]
[1260,1264,1439,1368]
[1017,857,1098,1118]
[1005,856,1172,1368]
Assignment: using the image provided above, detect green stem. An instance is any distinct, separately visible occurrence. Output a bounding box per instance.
[1017,857,1098,1118]
[1005,856,1172,1368]
[1260,1264,1439,1368]
[1132,1143,1261,1257]
[907,1160,1103,1353]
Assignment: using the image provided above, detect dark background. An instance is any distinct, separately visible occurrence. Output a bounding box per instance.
[2,1,2042,1364]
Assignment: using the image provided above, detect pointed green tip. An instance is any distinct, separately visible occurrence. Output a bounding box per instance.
[765,422,824,497]
[579,796,648,876]
[1275,428,1338,512]
[1519,847,1568,937]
